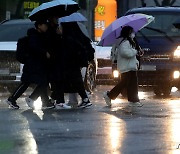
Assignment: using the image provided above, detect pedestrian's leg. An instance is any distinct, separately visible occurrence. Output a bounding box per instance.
[9,82,30,101]
[6,82,30,109]
[108,72,130,99]
[30,84,49,103]
[127,71,139,102]
[53,80,73,109]
[81,67,87,82]
[40,86,50,105]
[77,79,92,108]
[27,84,54,109]
[50,82,58,101]
[76,77,88,100]
[127,71,142,107]
[29,84,42,101]
[68,93,78,105]
[69,70,88,100]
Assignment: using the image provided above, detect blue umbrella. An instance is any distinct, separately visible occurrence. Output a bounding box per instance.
[29,0,79,21]
[77,22,90,38]
[59,12,87,23]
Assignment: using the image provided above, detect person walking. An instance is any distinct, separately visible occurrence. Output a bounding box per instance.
[103,26,143,107]
[53,22,92,109]
[62,22,94,108]
[47,24,72,109]
[6,20,54,109]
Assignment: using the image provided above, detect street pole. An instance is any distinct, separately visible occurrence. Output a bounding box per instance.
[79,0,97,40]
[87,0,95,40]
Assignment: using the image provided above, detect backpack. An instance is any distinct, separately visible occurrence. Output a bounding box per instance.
[16,36,29,64]
[111,38,124,63]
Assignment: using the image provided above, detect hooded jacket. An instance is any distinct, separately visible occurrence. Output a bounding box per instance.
[116,39,139,73]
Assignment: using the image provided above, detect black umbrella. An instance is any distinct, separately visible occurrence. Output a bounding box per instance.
[173,18,180,29]
[29,0,79,21]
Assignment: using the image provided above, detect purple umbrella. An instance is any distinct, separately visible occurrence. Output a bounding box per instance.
[99,14,154,46]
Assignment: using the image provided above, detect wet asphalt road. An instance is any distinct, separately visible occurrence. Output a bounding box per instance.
[1,85,180,154]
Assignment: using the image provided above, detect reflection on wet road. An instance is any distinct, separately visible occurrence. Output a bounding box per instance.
[1,85,180,153]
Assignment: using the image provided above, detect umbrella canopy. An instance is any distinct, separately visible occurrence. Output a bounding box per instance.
[59,12,87,23]
[29,0,79,21]
[99,13,155,46]
[173,18,180,29]
[77,22,90,38]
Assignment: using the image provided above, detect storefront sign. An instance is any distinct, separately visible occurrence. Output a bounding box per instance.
[23,1,40,18]
[94,0,117,41]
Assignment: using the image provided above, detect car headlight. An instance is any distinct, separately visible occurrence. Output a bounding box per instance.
[173,46,180,58]
[113,70,119,78]
[173,70,180,79]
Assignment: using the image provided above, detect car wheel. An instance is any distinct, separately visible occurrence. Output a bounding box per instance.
[162,85,171,96]
[153,84,171,97]
[153,86,162,96]
[121,89,127,98]
[162,89,171,96]
[84,62,96,93]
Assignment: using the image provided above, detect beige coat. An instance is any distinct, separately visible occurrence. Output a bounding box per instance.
[116,39,139,73]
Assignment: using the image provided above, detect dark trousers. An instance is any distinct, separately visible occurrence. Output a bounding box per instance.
[108,71,139,102]
[9,82,49,104]
[30,84,49,104]
[66,70,88,100]
[50,69,88,103]
[50,81,65,103]
[10,82,29,100]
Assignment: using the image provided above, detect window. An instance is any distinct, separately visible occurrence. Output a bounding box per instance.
[0,23,33,41]
[137,12,180,37]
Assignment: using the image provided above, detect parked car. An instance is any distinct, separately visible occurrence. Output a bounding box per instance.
[0,19,97,93]
[97,7,180,96]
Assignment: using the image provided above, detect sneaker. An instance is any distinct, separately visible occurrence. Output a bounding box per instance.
[103,91,111,107]
[49,99,56,105]
[128,102,143,107]
[55,103,72,109]
[5,99,19,109]
[78,98,92,108]
[42,102,55,109]
[25,97,35,109]
[65,101,78,107]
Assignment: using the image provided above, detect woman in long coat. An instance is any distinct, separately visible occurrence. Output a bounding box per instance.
[51,22,92,109]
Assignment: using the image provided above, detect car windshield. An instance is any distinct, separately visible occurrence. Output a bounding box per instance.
[137,11,180,37]
[0,23,33,41]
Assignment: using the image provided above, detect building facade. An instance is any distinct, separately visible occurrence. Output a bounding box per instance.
[0,0,50,21]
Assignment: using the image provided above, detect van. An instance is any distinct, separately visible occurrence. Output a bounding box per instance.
[123,7,180,96]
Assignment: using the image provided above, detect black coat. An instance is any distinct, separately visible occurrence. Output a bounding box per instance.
[21,28,49,85]
[48,34,84,92]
